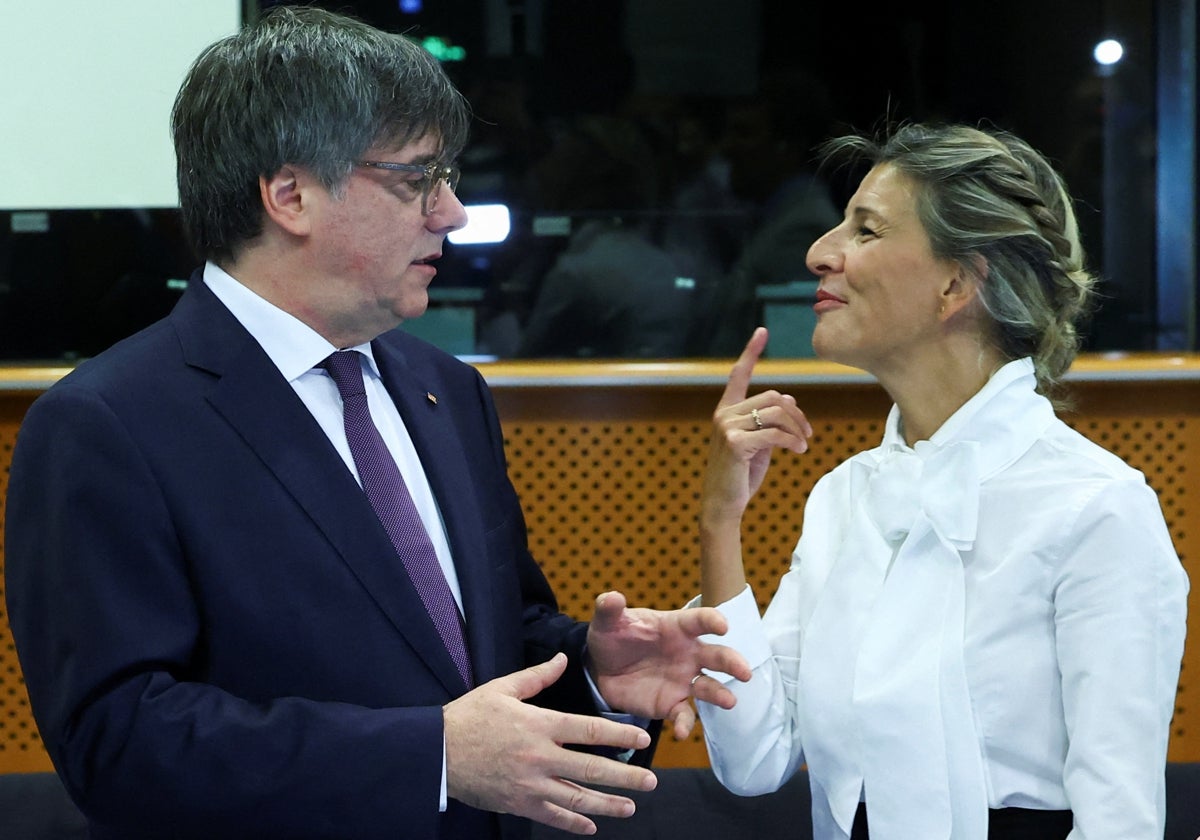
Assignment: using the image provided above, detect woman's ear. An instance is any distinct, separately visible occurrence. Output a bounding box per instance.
[259,165,313,237]
[939,254,988,320]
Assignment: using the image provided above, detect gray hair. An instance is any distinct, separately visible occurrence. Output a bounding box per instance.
[171,6,470,263]
[821,123,1096,398]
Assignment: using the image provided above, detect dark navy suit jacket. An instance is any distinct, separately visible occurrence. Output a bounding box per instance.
[5,271,600,839]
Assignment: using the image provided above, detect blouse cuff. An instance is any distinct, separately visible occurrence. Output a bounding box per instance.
[687,585,774,681]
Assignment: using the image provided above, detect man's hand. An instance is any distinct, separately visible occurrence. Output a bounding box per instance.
[444,653,656,836]
[586,591,753,740]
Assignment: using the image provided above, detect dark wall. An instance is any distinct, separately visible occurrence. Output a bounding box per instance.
[0,0,1176,360]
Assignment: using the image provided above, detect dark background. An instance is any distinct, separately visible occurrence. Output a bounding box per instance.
[0,0,1177,359]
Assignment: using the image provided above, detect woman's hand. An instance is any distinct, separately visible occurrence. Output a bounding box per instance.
[699,328,813,607]
[703,328,813,524]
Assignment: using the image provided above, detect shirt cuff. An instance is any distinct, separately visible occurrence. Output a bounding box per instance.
[686,584,773,681]
[440,736,448,811]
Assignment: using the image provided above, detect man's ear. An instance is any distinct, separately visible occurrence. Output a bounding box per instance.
[259,165,313,237]
[939,254,987,320]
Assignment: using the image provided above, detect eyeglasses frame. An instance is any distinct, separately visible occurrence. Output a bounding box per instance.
[354,160,461,215]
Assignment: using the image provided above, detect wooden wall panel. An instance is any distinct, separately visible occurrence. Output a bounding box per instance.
[0,362,1197,776]
[1061,382,1198,759]
[0,392,50,773]
[496,376,1200,767]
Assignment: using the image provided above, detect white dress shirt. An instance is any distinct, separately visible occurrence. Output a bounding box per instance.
[202,263,628,807]
[202,262,464,609]
[204,262,467,809]
[695,358,1189,840]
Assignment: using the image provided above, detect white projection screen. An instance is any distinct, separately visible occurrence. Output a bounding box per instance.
[0,1,241,210]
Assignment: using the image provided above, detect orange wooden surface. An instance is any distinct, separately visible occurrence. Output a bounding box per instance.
[2,354,1198,772]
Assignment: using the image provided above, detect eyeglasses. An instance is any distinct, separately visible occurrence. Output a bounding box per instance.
[355,160,462,215]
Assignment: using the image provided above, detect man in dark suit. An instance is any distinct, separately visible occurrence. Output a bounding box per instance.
[3,8,748,839]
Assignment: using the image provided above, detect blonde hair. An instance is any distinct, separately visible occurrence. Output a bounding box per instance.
[822,123,1096,399]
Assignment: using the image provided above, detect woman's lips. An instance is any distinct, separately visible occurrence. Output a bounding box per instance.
[814,288,847,313]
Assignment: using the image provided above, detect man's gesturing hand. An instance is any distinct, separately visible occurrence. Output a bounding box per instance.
[444,653,656,835]
[586,590,752,740]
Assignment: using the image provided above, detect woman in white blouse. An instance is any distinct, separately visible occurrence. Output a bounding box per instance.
[689,123,1189,840]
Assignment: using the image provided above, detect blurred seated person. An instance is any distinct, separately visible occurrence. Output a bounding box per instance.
[704,71,841,355]
[619,93,750,303]
[653,96,753,352]
[518,115,694,358]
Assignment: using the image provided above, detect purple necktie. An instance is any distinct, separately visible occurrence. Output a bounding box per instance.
[322,350,473,688]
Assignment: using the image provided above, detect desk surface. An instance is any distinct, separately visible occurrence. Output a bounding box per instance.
[3,352,1199,391]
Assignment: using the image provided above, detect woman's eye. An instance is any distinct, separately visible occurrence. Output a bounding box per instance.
[857,225,877,239]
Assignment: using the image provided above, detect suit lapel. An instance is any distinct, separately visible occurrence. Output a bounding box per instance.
[174,279,468,696]
[374,339,499,684]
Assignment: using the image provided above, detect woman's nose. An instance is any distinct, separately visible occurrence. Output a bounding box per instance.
[806,229,842,276]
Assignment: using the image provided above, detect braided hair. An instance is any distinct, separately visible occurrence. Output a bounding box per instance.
[820,123,1096,401]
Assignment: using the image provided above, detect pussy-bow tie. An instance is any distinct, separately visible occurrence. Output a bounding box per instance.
[854,438,982,550]
[822,437,990,840]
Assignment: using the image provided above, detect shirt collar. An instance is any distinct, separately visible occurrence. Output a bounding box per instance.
[879,358,1053,479]
[202,261,380,382]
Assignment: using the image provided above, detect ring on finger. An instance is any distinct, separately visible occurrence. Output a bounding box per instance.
[690,674,702,687]
[751,408,764,429]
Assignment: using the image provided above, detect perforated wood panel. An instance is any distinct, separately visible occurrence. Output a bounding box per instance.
[504,397,888,766]
[497,384,891,767]
[511,421,707,617]
[0,373,1197,776]
[497,379,1200,768]
[1063,385,1197,756]
[509,420,887,617]
[0,394,50,772]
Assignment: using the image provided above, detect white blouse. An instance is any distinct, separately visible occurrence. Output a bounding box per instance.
[694,358,1189,840]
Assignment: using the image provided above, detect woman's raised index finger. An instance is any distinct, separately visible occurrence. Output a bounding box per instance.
[718,327,769,409]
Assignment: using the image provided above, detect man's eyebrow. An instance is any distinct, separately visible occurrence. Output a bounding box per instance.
[374,153,439,166]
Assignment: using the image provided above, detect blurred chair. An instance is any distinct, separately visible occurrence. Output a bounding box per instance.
[534,763,1200,840]
[3,764,1195,838]
[0,772,87,840]
[1166,760,1200,840]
